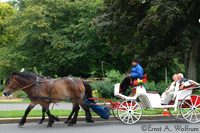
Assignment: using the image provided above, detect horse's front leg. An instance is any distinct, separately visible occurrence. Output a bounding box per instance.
[19,103,36,127]
[38,107,59,124]
[38,107,45,124]
[44,105,54,127]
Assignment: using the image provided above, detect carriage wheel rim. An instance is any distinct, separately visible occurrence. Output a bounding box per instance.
[169,101,183,120]
[169,109,182,120]
[180,94,200,123]
[117,100,142,124]
[112,99,123,120]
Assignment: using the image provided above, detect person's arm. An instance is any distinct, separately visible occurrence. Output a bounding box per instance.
[130,66,143,78]
[166,82,175,93]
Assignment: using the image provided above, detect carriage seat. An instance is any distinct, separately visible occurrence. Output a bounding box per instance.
[166,85,197,105]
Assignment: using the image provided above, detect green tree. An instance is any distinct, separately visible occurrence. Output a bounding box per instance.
[0,2,16,46]
[94,0,200,81]
[1,0,130,78]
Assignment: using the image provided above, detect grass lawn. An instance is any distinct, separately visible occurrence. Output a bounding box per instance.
[0,110,98,118]
[0,108,166,118]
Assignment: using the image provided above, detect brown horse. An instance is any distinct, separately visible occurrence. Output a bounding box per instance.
[3,71,94,127]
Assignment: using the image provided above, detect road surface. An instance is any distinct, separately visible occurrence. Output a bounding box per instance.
[0,120,199,133]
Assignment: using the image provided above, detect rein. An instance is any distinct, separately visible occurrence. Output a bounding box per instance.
[12,77,51,92]
[12,78,36,91]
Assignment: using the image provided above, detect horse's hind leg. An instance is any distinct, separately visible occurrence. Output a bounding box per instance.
[19,103,36,127]
[68,103,80,126]
[80,104,94,123]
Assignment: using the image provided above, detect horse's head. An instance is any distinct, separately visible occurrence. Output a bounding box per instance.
[3,71,37,97]
[3,73,19,97]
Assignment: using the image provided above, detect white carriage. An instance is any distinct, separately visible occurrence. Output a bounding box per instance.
[114,78,200,124]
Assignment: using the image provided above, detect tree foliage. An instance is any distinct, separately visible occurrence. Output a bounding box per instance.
[94,0,200,81]
[0,0,200,82]
[0,0,131,78]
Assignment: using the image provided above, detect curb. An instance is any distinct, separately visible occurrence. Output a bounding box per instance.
[0,115,173,124]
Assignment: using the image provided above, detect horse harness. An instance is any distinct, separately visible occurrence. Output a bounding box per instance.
[12,75,85,105]
[33,77,83,103]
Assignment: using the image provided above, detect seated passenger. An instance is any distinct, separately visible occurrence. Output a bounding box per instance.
[179,76,199,89]
[161,74,178,104]
[163,73,199,105]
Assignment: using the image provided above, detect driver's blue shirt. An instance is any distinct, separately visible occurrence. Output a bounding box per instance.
[130,63,143,79]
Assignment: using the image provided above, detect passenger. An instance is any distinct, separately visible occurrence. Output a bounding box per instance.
[162,73,184,105]
[161,74,178,104]
[178,73,199,89]
[162,73,199,105]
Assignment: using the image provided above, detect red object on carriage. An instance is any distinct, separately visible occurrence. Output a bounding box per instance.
[133,74,147,86]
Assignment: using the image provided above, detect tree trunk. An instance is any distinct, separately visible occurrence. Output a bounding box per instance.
[184,35,200,81]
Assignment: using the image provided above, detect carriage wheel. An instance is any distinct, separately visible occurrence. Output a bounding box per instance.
[117,100,142,124]
[169,101,183,120]
[180,94,200,123]
[112,99,122,120]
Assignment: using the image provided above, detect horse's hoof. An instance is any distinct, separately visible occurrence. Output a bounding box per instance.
[68,121,76,126]
[18,123,24,128]
[37,120,43,124]
[46,123,52,127]
[86,119,94,123]
[68,123,73,126]
[64,120,69,124]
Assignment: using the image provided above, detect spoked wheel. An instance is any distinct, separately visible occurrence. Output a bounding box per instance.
[112,100,122,120]
[180,94,200,123]
[117,100,142,124]
[169,101,183,120]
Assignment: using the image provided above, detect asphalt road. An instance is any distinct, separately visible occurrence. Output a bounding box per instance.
[0,120,199,133]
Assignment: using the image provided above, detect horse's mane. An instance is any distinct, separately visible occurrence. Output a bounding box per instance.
[5,71,51,85]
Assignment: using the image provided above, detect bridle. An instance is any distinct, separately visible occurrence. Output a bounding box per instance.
[11,77,36,91]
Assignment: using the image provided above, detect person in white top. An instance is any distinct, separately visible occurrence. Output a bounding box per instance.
[161,74,178,104]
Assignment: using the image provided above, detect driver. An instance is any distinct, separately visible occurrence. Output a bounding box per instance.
[120,59,143,95]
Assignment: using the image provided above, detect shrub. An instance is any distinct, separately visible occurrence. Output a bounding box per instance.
[0,84,4,92]
[90,81,115,99]
[90,80,169,99]
[147,81,168,95]
[105,69,125,82]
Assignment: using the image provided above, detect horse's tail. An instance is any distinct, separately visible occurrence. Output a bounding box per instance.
[82,81,95,103]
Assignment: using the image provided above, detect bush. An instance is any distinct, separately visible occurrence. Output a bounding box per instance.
[90,80,169,99]
[105,69,125,82]
[90,81,115,99]
[90,69,170,99]
[0,84,4,92]
[147,81,168,95]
